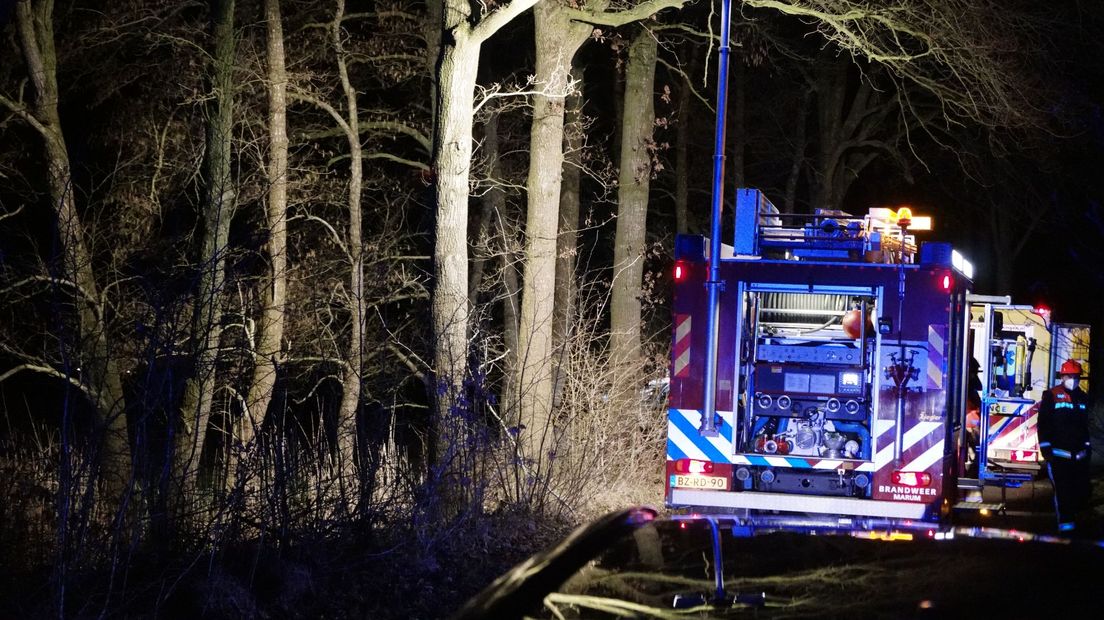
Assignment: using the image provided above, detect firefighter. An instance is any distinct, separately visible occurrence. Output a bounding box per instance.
[964,357,983,477]
[1038,359,1092,532]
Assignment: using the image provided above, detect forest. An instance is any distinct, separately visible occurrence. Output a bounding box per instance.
[2,0,1103,617]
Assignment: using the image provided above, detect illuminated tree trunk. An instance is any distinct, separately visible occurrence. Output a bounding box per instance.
[333,0,364,486]
[433,2,480,476]
[610,28,658,368]
[431,0,539,510]
[244,0,288,472]
[515,1,592,473]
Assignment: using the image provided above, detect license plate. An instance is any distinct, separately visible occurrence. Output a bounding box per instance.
[672,474,730,490]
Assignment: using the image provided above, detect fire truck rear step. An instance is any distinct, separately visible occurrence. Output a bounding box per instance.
[952,501,1006,513]
[671,489,927,520]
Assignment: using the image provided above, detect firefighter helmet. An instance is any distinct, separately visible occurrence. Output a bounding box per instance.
[1059,359,1083,377]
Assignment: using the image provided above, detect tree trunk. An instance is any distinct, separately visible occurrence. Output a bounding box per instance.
[674,65,692,233]
[731,61,746,188]
[181,0,236,500]
[424,0,442,145]
[515,2,592,471]
[988,203,1014,293]
[333,0,364,486]
[609,28,658,367]
[178,0,236,499]
[432,2,480,476]
[469,111,503,312]
[812,54,894,212]
[244,0,288,474]
[552,66,584,410]
[430,0,538,515]
[813,54,846,211]
[783,91,810,214]
[501,224,521,426]
[11,0,132,505]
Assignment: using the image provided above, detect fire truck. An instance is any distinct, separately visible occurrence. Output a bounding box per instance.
[968,300,1092,484]
[663,0,1092,529]
[664,189,977,528]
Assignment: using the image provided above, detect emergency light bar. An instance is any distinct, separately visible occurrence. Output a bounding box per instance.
[951,249,974,279]
[867,207,932,232]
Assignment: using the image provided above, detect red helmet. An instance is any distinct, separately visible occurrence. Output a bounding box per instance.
[1059,359,1083,376]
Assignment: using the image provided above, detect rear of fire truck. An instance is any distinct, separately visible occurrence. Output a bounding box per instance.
[665,189,976,529]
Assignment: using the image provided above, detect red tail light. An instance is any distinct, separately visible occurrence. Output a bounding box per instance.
[940,273,953,292]
[891,471,932,487]
[1011,449,1037,462]
[674,262,686,281]
[674,459,714,474]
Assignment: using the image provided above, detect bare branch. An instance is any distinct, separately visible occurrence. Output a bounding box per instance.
[563,0,690,28]
[0,363,106,412]
[0,274,100,310]
[0,92,51,139]
[472,0,543,43]
[288,89,353,140]
[742,0,1042,128]
[288,210,351,259]
[0,204,25,225]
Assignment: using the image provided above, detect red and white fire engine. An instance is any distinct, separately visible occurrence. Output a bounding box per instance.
[665,189,982,528]
[664,0,1090,530]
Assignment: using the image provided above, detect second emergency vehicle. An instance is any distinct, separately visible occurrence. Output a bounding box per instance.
[968,300,1092,482]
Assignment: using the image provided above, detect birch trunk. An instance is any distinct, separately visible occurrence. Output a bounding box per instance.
[333,0,364,485]
[244,0,288,470]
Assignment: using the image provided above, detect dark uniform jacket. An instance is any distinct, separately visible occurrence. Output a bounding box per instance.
[1038,385,1091,460]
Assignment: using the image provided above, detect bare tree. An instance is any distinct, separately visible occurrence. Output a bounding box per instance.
[243,0,289,482]
[810,54,902,211]
[514,0,689,480]
[431,0,538,508]
[0,0,132,505]
[513,0,594,473]
[742,0,1045,130]
[178,0,237,499]
[552,66,585,406]
[610,26,659,368]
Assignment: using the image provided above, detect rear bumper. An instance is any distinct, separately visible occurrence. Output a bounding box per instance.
[670,489,930,520]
